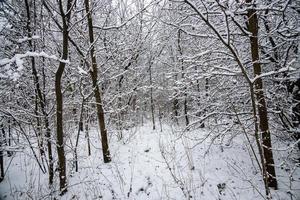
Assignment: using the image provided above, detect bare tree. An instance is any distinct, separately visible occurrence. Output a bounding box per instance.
[24,0,54,186]
[180,0,278,194]
[245,0,277,190]
[55,0,74,194]
[0,123,4,182]
[84,0,111,163]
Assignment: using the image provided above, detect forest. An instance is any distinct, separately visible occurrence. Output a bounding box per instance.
[0,0,299,199]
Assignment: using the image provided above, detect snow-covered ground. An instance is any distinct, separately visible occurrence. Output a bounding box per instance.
[0,122,299,199]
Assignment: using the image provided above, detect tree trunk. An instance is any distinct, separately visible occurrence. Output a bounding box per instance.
[84,0,111,163]
[24,0,53,185]
[173,98,179,124]
[85,108,91,156]
[246,0,278,190]
[75,98,85,172]
[55,0,73,195]
[117,81,123,140]
[7,118,12,157]
[0,124,4,182]
[178,30,189,127]
[55,54,67,195]
[149,63,156,130]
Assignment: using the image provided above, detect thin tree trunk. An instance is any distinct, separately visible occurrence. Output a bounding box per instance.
[173,98,179,124]
[178,30,189,127]
[75,98,85,172]
[0,124,4,182]
[84,0,111,163]
[85,108,91,156]
[173,73,179,125]
[24,0,45,160]
[246,0,277,190]
[40,6,54,186]
[7,118,12,157]
[35,97,45,157]
[45,119,53,186]
[184,94,189,127]
[117,82,123,140]
[149,63,156,130]
[86,123,91,156]
[171,48,179,125]
[158,106,163,132]
[25,0,53,184]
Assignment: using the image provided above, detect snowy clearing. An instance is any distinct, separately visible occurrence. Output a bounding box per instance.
[0,122,299,200]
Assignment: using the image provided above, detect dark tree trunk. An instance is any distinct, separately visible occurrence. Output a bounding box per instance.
[55,55,67,195]
[24,0,44,159]
[85,108,91,156]
[178,30,189,127]
[246,0,278,190]
[75,99,85,172]
[0,125,4,182]
[184,94,189,127]
[149,63,156,130]
[173,98,179,124]
[55,0,73,195]
[7,119,12,157]
[84,0,111,163]
[24,0,53,185]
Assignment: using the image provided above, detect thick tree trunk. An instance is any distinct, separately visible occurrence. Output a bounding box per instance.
[246,0,278,190]
[84,0,111,163]
[55,0,73,195]
[55,69,67,194]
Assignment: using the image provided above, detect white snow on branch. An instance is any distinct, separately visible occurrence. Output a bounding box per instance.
[0,51,70,66]
[186,50,211,60]
[77,66,88,75]
[17,35,40,43]
[251,60,296,83]
[0,51,70,81]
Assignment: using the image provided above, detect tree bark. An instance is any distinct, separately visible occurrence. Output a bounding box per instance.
[0,124,4,182]
[149,62,156,130]
[74,98,85,172]
[84,0,111,163]
[178,30,189,127]
[7,118,12,157]
[55,0,73,195]
[246,0,278,190]
[85,108,91,156]
[24,0,54,185]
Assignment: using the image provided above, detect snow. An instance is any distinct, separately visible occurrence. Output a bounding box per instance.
[0,122,299,199]
[0,52,70,81]
[77,66,88,75]
[251,66,296,83]
[17,35,40,43]
[0,51,70,67]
